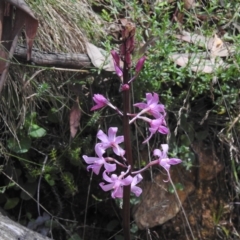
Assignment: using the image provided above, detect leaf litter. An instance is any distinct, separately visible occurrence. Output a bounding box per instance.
[171,31,236,73]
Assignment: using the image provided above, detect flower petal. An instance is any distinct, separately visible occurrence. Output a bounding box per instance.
[108,127,117,141]
[131,185,142,197]
[153,149,162,157]
[146,93,158,105]
[160,158,171,172]
[112,145,125,157]
[133,102,148,109]
[95,143,105,157]
[87,164,101,175]
[168,158,182,165]
[114,136,124,144]
[97,130,109,143]
[102,171,114,183]
[99,182,114,192]
[104,162,116,172]
[121,175,133,186]
[131,174,143,186]
[82,156,98,164]
[112,185,123,198]
[90,94,108,111]
[157,126,169,134]
[90,104,105,111]
[161,144,169,157]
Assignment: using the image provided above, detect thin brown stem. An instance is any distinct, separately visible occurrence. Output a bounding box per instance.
[122,59,133,240]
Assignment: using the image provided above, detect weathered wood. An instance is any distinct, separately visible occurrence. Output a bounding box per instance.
[14,46,92,69]
[0,212,53,240]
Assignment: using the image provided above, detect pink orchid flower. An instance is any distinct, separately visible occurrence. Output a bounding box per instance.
[142,117,169,143]
[153,144,182,182]
[91,94,118,112]
[97,127,125,157]
[82,144,116,175]
[129,93,166,124]
[100,171,133,198]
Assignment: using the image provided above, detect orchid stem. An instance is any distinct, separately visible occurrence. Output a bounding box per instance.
[122,57,133,240]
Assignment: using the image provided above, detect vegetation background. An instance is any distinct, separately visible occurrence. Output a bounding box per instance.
[0,0,240,239]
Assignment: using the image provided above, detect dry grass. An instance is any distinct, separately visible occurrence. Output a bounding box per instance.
[1,0,106,142]
[25,0,106,53]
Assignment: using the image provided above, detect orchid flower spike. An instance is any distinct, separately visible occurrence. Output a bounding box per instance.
[153,144,182,182]
[97,127,125,157]
[129,93,166,124]
[82,143,116,175]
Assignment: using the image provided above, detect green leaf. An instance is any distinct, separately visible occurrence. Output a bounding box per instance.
[175,183,184,191]
[0,186,6,194]
[4,197,19,210]
[44,174,55,186]
[24,112,37,127]
[168,183,184,193]
[130,223,138,233]
[7,137,31,153]
[28,124,46,138]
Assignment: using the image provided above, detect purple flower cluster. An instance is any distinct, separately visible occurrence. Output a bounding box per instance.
[83,92,182,199]
[83,127,143,198]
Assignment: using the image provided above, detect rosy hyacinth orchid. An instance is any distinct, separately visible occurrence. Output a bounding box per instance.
[142,117,169,143]
[82,144,116,175]
[91,94,119,112]
[129,93,166,124]
[99,171,133,198]
[153,144,182,182]
[97,127,125,157]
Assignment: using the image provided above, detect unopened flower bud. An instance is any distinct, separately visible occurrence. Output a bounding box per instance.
[111,50,123,77]
[121,84,130,92]
[135,56,146,73]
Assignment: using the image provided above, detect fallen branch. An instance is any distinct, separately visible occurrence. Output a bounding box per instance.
[0,212,52,240]
[14,46,92,69]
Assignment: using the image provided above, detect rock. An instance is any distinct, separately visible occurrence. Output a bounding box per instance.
[132,168,195,229]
